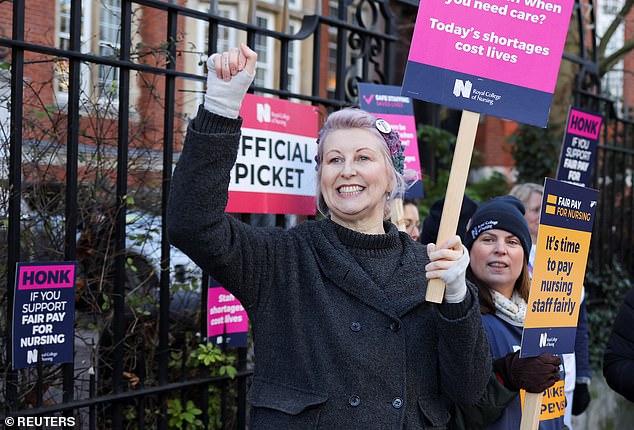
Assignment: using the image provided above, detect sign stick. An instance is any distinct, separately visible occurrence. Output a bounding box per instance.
[426,110,479,303]
[520,392,543,430]
[391,198,407,232]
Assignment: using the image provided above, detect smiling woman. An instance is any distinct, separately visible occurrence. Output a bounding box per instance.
[455,195,563,430]
[167,44,492,429]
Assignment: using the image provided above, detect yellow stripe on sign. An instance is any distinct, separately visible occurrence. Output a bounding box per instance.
[547,194,558,204]
[545,205,556,215]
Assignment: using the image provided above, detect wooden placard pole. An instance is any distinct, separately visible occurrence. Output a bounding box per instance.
[426,110,480,303]
[520,392,543,430]
[391,198,407,232]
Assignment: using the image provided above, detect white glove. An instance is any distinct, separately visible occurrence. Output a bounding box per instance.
[426,242,469,303]
[440,244,469,303]
[204,52,255,119]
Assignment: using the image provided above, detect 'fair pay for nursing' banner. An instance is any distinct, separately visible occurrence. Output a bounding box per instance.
[521,178,598,358]
[357,83,424,198]
[229,94,319,215]
[556,107,602,187]
[12,262,76,369]
[401,0,574,127]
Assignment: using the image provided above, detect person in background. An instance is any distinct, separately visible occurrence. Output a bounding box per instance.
[168,44,491,429]
[510,183,592,425]
[603,285,634,403]
[464,196,563,430]
[402,199,421,241]
[419,195,478,246]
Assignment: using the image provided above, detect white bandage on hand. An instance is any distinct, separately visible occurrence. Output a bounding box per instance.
[204,54,255,119]
[440,244,469,303]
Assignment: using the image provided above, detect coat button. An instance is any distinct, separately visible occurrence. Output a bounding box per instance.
[350,322,361,332]
[349,395,361,407]
[392,397,403,409]
[390,321,401,332]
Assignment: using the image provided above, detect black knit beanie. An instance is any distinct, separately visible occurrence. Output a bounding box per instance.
[420,195,479,245]
[464,195,531,257]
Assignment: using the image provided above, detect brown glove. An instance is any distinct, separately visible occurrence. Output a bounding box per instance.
[493,351,561,393]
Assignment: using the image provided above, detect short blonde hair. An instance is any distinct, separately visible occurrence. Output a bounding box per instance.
[509,182,543,206]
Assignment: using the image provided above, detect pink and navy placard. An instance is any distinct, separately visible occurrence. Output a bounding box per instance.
[556,107,602,187]
[358,83,424,198]
[229,94,319,215]
[12,262,76,369]
[402,0,574,127]
[207,278,248,348]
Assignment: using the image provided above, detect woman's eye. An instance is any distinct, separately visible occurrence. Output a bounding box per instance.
[328,157,343,164]
[358,155,370,161]
[508,240,520,247]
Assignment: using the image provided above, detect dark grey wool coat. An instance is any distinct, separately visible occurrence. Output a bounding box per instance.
[167,107,491,429]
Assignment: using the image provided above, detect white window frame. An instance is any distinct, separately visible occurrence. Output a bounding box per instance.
[254,11,275,90]
[288,0,303,11]
[287,20,301,94]
[216,4,238,54]
[55,0,92,106]
[97,0,122,102]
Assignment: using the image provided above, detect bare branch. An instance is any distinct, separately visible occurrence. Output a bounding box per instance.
[597,0,634,59]
[600,35,634,76]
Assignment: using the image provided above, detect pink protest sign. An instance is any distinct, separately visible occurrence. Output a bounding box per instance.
[358,83,423,198]
[228,94,319,215]
[207,282,248,348]
[13,262,76,368]
[18,263,76,290]
[402,0,575,127]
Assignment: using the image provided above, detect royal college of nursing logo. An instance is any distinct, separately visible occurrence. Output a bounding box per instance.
[453,79,502,106]
[256,103,271,123]
[539,332,558,348]
[453,79,472,99]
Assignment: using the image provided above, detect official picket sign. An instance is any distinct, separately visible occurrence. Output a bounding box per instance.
[207,278,248,348]
[401,0,575,126]
[227,94,318,215]
[12,262,76,369]
[556,107,602,187]
[521,178,598,358]
[357,83,424,198]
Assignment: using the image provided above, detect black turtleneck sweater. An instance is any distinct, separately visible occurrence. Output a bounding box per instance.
[333,221,402,291]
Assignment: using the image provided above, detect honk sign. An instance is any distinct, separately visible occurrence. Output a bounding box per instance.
[12,262,76,369]
[521,179,598,357]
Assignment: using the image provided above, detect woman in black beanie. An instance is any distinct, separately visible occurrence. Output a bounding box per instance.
[454,196,564,430]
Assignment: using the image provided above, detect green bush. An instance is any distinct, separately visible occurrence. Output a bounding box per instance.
[416,125,509,219]
[507,123,562,183]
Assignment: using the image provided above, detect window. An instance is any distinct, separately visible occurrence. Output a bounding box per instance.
[56,0,92,100]
[56,0,121,105]
[288,0,303,11]
[254,12,275,90]
[287,20,301,94]
[216,5,238,54]
[98,0,121,99]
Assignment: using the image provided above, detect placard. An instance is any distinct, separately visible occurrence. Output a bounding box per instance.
[556,107,602,187]
[12,262,76,369]
[521,178,598,357]
[358,83,424,198]
[401,0,575,126]
[228,94,319,215]
[207,278,248,348]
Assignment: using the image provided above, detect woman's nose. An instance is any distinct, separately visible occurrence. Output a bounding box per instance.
[341,161,356,177]
[494,241,507,254]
